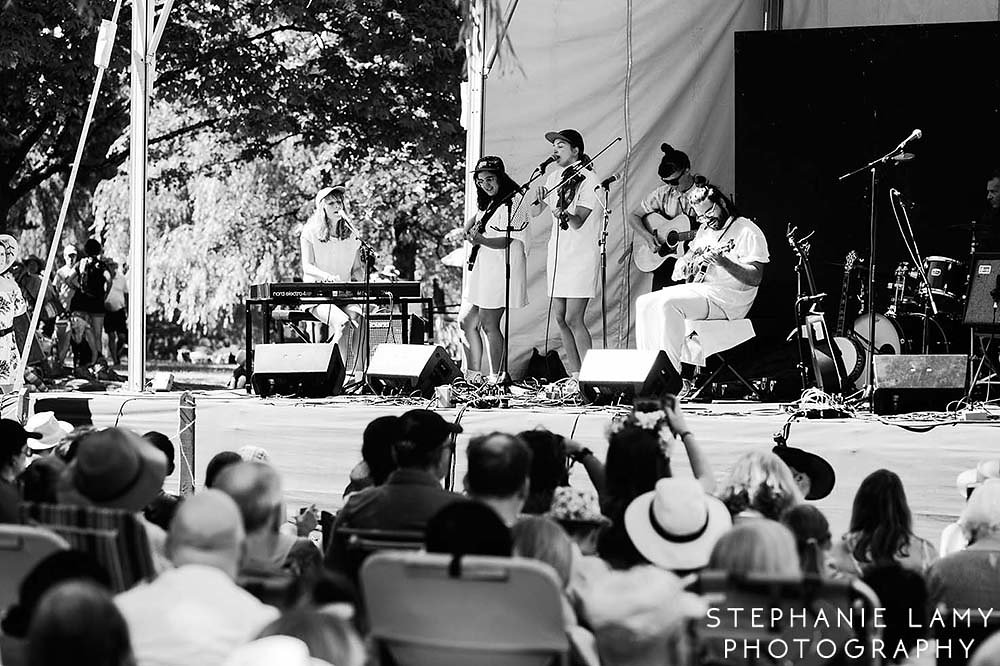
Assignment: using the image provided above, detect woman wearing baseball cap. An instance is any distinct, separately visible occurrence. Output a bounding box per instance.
[459,156,528,379]
[528,129,601,375]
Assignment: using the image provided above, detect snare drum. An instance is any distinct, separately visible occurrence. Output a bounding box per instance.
[888,262,920,312]
[923,256,966,302]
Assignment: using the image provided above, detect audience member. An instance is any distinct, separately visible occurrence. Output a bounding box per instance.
[625,477,732,575]
[104,259,128,366]
[28,581,134,666]
[115,489,279,666]
[292,568,361,629]
[828,469,936,577]
[860,565,929,664]
[221,635,325,666]
[239,445,270,463]
[512,516,574,590]
[771,443,836,500]
[325,409,462,571]
[518,429,570,514]
[0,419,39,523]
[24,411,73,454]
[69,238,111,362]
[213,462,320,578]
[425,500,512,557]
[942,459,1000,556]
[927,478,1000,612]
[256,609,365,666]
[546,486,612,610]
[343,415,400,496]
[707,520,801,576]
[1,549,111,666]
[51,244,79,368]
[18,455,67,504]
[972,633,1000,666]
[780,504,833,576]
[142,431,181,531]
[205,451,242,488]
[465,431,532,525]
[717,450,803,521]
[599,398,713,568]
[582,565,706,666]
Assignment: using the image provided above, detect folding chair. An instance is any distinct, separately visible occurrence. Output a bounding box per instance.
[686,570,881,666]
[19,503,155,593]
[0,524,69,611]
[361,552,569,666]
[331,526,425,583]
[683,319,759,400]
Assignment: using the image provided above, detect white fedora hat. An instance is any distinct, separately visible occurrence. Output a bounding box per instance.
[24,412,73,450]
[625,477,731,571]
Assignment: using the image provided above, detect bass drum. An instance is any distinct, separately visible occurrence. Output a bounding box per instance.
[841,312,956,387]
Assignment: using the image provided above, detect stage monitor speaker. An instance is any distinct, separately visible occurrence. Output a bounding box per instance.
[578,349,681,405]
[963,253,1000,329]
[340,314,426,373]
[251,343,346,398]
[872,354,967,415]
[366,344,461,397]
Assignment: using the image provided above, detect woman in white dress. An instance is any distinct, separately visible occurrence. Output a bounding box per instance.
[300,186,364,347]
[460,156,528,377]
[529,129,601,374]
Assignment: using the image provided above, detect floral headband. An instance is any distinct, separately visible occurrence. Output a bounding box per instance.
[607,409,677,458]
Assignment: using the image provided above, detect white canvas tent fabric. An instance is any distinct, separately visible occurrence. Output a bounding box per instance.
[783,1,999,29]
[477,0,763,377]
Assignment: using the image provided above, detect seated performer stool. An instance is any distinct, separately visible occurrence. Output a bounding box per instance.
[683,319,759,400]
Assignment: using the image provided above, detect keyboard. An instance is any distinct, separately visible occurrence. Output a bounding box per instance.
[249,281,421,301]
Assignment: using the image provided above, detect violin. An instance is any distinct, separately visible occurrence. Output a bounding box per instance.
[555,167,585,230]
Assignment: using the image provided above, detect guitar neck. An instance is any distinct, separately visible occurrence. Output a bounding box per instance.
[835,270,850,336]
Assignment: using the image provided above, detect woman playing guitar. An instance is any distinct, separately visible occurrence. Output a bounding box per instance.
[529,128,602,376]
[458,155,528,379]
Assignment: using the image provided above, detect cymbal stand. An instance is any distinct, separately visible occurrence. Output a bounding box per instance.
[888,189,939,353]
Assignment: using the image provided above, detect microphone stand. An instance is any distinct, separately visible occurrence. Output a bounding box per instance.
[341,218,379,395]
[838,140,908,411]
[594,181,613,349]
[889,189,939,353]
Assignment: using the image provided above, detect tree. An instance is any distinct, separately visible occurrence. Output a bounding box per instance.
[1,0,464,230]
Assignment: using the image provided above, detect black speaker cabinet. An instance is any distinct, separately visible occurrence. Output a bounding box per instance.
[251,343,346,398]
[366,344,461,397]
[578,349,682,404]
[872,354,967,414]
[964,253,1000,329]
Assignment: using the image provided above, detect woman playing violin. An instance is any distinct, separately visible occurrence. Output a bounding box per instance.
[529,128,601,375]
[458,156,528,379]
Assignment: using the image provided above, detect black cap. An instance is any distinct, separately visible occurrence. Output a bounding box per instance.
[544,129,584,155]
[472,156,506,175]
[0,419,43,449]
[398,409,462,453]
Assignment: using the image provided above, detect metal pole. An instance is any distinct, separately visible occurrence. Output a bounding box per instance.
[127,0,155,392]
[463,0,488,226]
[178,391,195,494]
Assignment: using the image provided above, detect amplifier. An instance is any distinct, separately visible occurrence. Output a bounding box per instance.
[872,354,967,414]
[963,253,1000,329]
[340,314,426,373]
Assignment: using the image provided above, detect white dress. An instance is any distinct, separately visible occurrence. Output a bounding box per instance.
[465,205,528,309]
[300,222,363,330]
[542,165,602,298]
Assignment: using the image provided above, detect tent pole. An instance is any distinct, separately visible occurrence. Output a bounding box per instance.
[763,0,783,30]
[463,0,488,226]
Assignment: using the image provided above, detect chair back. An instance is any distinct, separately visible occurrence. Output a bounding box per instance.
[686,570,881,666]
[0,524,69,611]
[361,551,568,666]
[935,607,1000,666]
[334,526,424,582]
[19,503,155,593]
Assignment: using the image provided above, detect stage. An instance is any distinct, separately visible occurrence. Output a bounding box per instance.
[12,389,1000,546]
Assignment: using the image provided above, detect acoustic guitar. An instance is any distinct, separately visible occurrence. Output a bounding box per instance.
[683,238,737,284]
[633,212,696,273]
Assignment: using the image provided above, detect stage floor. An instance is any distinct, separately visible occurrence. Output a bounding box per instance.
[13,389,1000,547]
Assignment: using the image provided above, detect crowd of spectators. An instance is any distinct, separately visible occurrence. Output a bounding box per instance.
[2,399,1000,666]
[1,236,127,387]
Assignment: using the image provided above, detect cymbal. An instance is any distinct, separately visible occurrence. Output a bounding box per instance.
[892,152,915,162]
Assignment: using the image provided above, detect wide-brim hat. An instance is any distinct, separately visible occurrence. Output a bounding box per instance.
[771,444,836,500]
[625,477,731,571]
[547,486,611,527]
[0,235,18,273]
[25,411,73,450]
[544,129,584,155]
[58,428,167,512]
[315,185,347,207]
[957,459,1000,497]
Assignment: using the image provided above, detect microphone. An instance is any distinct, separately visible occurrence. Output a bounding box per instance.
[895,129,922,151]
[596,173,621,190]
[538,155,557,172]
